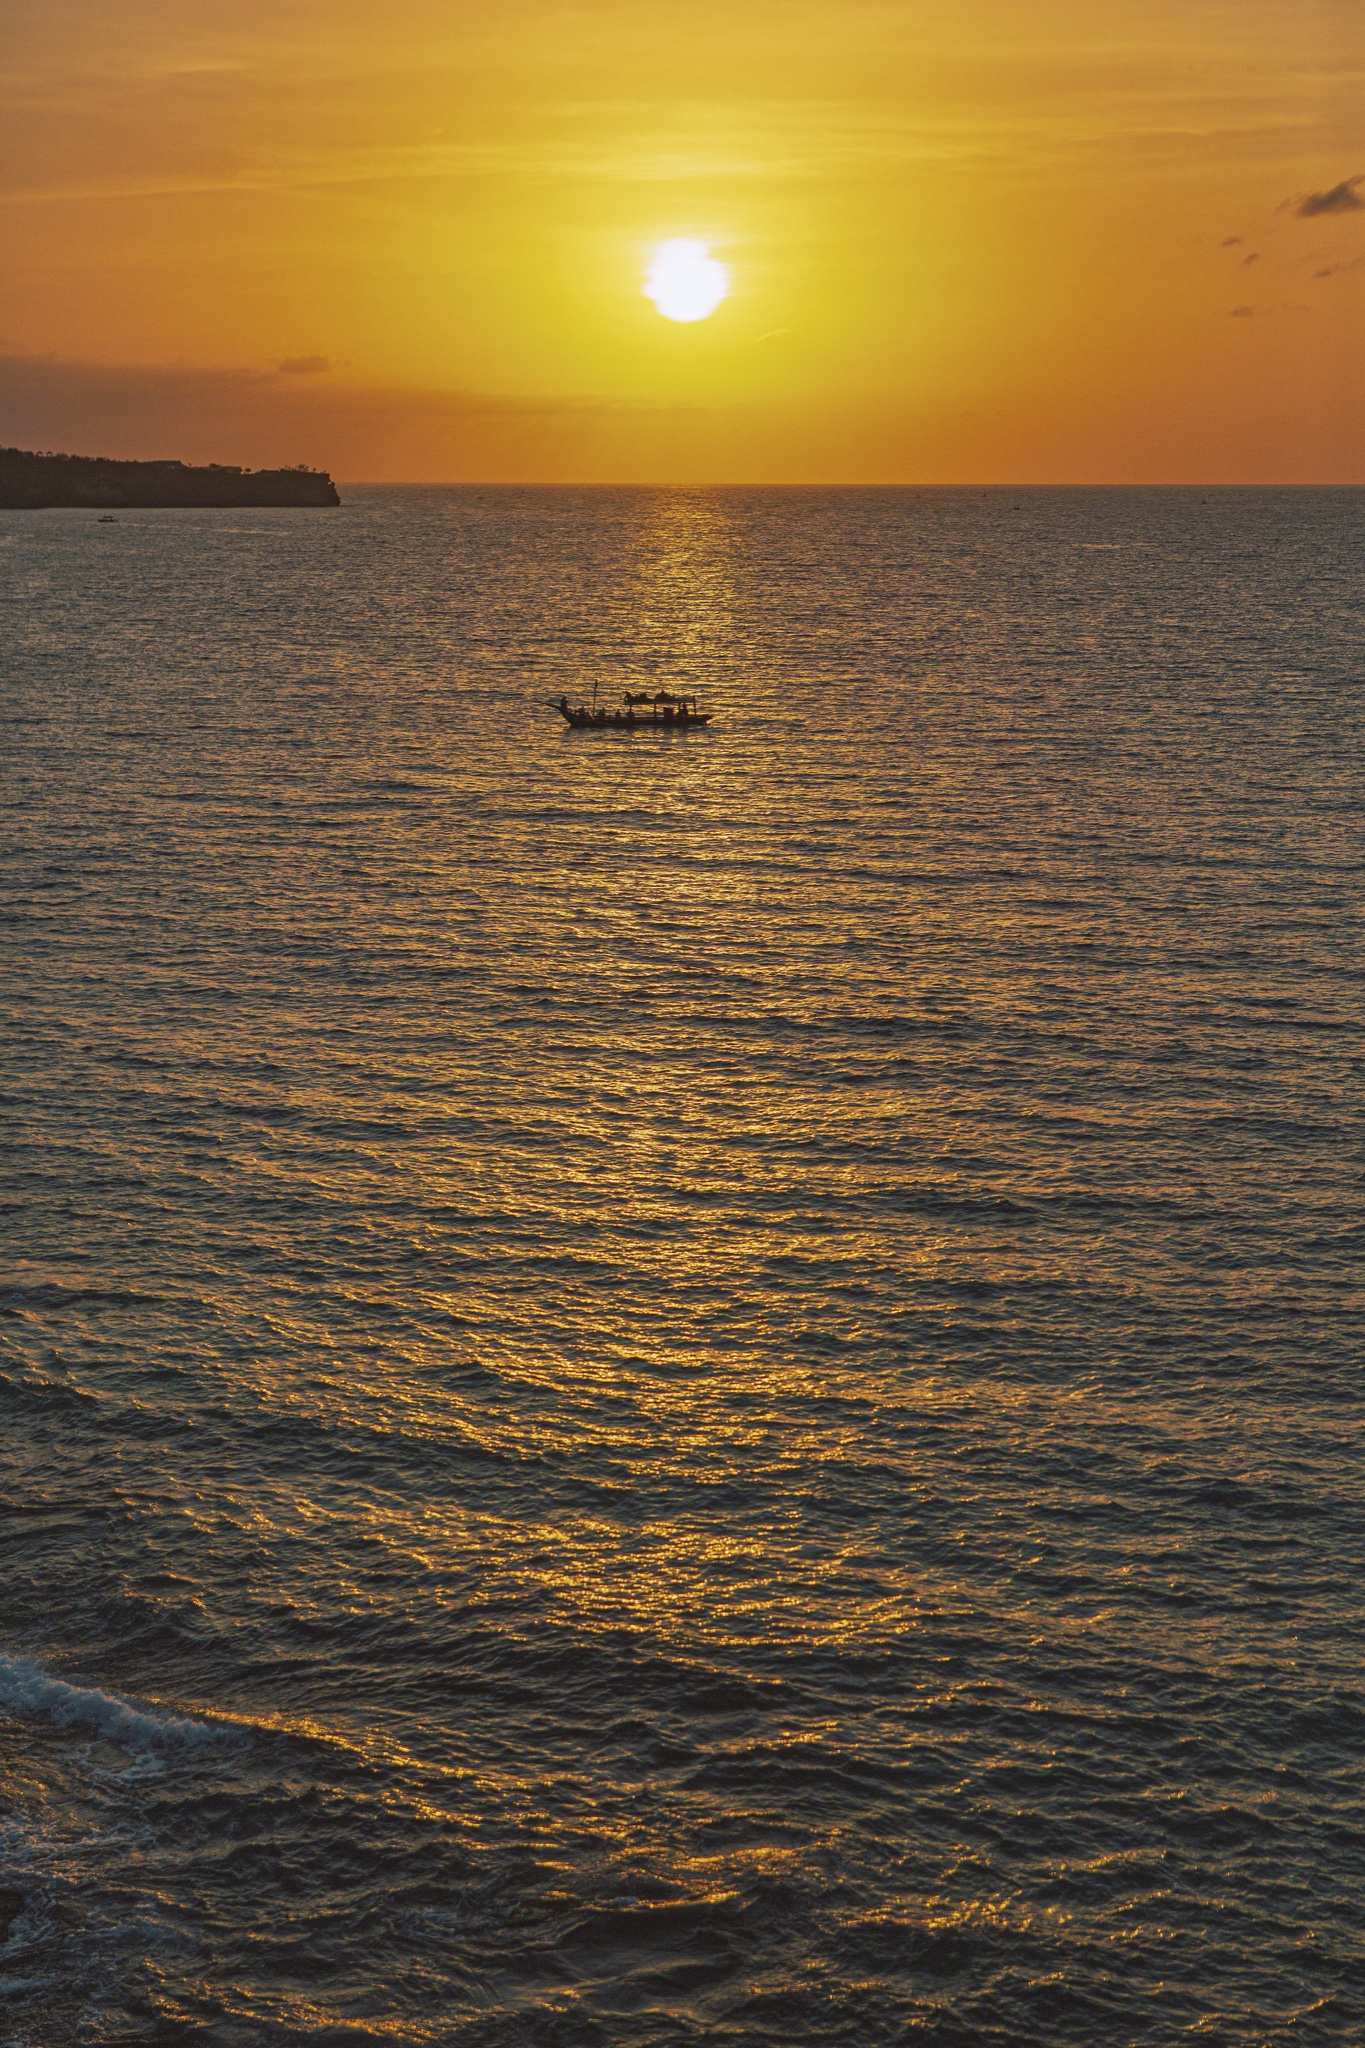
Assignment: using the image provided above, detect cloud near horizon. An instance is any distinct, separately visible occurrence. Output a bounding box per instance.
[3,351,901,484]
[0,354,618,480]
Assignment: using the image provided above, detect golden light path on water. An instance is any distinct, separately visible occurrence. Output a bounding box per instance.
[0,484,1361,2043]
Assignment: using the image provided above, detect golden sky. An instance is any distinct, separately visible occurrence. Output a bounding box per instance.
[2,0,1361,481]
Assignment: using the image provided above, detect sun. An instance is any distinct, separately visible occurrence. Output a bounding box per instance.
[643,240,729,323]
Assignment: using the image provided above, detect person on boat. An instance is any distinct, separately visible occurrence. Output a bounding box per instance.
[558,694,570,718]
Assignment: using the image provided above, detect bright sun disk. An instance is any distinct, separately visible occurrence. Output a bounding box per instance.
[643,240,729,323]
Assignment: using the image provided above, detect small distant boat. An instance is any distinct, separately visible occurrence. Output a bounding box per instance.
[97,515,117,523]
[548,690,713,732]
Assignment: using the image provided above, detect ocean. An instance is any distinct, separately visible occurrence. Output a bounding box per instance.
[1,485,1361,2045]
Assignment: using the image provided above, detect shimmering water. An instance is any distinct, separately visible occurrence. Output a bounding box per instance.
[1,486,1362,2046]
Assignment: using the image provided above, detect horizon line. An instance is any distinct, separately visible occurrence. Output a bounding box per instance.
[331,478,1365,490]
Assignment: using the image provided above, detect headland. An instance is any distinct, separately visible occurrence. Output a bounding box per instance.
[0,447,340,509]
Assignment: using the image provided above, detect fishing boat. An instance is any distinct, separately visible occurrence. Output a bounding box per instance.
[547,690,713,731]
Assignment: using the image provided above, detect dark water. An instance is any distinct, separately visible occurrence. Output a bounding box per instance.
[1,486,1362,2046]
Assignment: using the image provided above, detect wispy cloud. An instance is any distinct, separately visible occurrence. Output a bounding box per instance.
[1295,175,1363,217]
[278,355,330,375]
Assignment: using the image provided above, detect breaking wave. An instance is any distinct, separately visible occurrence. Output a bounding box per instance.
[0,1654,219,1754]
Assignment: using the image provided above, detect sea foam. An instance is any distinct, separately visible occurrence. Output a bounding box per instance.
[0,1654,219,1754]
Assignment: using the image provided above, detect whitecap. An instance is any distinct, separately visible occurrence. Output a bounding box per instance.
[0,1653,219,1755]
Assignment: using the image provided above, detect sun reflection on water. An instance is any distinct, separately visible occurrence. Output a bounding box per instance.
[3,486,1360,2042]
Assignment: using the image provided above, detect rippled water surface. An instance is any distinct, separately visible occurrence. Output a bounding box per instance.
[1,486,1363,2045]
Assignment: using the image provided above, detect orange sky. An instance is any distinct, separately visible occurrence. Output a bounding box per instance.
[2,0,1361,481]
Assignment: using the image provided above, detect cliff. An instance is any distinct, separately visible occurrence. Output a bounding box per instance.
[0,448,340,509]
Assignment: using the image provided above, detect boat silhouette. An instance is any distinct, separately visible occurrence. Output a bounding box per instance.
[548,690,712,732]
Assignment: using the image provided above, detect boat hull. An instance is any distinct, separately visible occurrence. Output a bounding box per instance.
[557,711,712,731]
